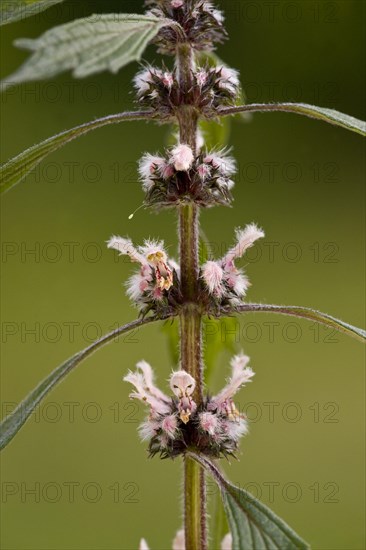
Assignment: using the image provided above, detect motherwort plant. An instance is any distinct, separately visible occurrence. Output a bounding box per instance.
[1,1,365,549]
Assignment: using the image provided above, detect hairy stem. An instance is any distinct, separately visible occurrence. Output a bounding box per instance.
[176,42,207,550]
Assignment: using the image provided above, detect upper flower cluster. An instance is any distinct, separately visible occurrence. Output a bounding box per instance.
[124,352,254,459]
[201,223,265,309]
[138,144,236,208]
[145,0,227,54]
[133,64,240,117]
[107,236,180,316]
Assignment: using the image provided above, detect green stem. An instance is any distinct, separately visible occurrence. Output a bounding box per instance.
[176,41,207,550]
[184,456,206,550]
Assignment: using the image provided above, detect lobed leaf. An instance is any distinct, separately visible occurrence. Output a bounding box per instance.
[1,14,175,88]
[191,453,310,550]
[228,304,366,343]
[219,103,366,136]
[0,110,154,194]
[0,0,65,25]
[0,315,169,451]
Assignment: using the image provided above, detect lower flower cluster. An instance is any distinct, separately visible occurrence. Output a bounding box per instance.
[124,353,254,459]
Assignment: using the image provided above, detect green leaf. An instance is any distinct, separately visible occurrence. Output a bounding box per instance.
[0,315,167,451]
[231,304,366,343]
[203,317,237,384]
[1,14,173,88]
[210,489,229,550]
[191,453,310,550]
[0,0,65,25]
[0,110,153,194]
[200,117,231,149]
[160,319,180,365]
[219,103,366,136]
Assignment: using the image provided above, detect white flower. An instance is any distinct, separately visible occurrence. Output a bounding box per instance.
[217,66,240,95]
[124,370,171,416]
[172,529,185,550]
[133,70,153,94]
[170,370,196,398]
[138,153,167,190]
[107,236,145,264]
[139,538,150,550]
[204,151,236,176]
[210,353,254,413]
[137,360,171,403]
[108,236,174,303]
[221,533,233,550]
[171,144,194,171]
[223,223,265,264]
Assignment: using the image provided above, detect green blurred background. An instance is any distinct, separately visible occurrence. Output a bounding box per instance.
[1,1,365,549]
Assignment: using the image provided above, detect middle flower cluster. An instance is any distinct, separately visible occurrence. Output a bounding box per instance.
[107,223,264,316]
[139,144,236,208]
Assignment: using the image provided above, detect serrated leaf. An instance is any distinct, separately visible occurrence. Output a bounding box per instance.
[0,0,65,25]
[219,103,366,136]
[0,316,165,451]
[0,110,153,194]
[191,453,310,550]
[231,304,366,343]
[1,14,172,88]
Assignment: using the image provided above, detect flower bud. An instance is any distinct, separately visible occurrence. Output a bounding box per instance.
[171,144,194,171]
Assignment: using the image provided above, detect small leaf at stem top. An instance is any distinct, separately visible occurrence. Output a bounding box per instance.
[1,14,173,89]
[0,0,65,25]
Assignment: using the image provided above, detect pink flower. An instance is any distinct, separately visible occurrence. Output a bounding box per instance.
[172,529,185,550]
[124,370,171,416]
[199,411,220,436]
[171,0,184,8]
[197,163,211,181]
[221,533,232,550]
[171,144,194,171]
[170,370,196,398]
[161,414,178,438]
[204,151,236,176]
[107,236,175,307]
[209,353,254,413]
[162,71,174,90]
[138,153,167,190]
[196,70,208,88]
[223,223,265,265]
[133,70,153,94]
[178,396,197,424]
[202,261,224,296]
